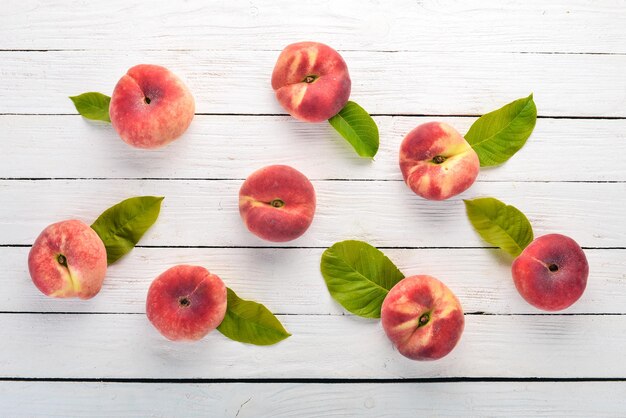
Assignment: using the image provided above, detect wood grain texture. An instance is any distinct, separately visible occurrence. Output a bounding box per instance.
[1,381,625,417]
[4,247,624,315]
[1,180,623,247]
[1,50,625,116]
[3,0,626,412]
[0,313,623,378]
[3,115,626,181]
[2,0,625,53]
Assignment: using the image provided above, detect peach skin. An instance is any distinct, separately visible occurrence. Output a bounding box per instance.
[512,234,589,311]
[400,122,480,200]
[109,64,195,149]
[239,165,316,242]
[146,265,227,341]
[272,42,351,122]
[28,220,108,299]
[381,275,464,361]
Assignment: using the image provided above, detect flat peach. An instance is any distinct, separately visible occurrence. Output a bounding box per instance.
[239,165,316,242]
[381,275,464,360]
[146,265,227,341]
[28,220,107,299]
[512,234,588,311]
[272,42,351,122]
[109,64,195,149]
[400,122,479,200]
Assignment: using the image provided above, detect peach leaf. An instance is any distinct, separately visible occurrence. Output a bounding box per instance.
[464,197,534,257]
[217,287,291,346]
[320,240,405,318]
[465,94,537,167]
[69,92,111,122]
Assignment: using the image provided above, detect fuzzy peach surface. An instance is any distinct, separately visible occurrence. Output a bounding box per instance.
[272,42,351,122]
[512,234,589,311]
[28,219,107,299]
[400,122,480,200]
[381,275,465,361]
[146,265,227,341]
[109,64,195,149]
[239,165,316,242]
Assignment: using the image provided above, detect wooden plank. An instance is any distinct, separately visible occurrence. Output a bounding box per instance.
[3,115,626,182]
[2,1,625,53]
[0,180,623,248]
[4,247,624,315]
[1,50,625,116]
[0,314,624,378]
[3,0,624,410]
[1,381,625,417]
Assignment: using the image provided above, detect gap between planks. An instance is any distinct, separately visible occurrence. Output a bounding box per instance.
[2,113,626,119]
[0,377,625,383]
[2,49,626,55]
[1,245,624,249]
[0,178,623,183]
[0,312,622,317]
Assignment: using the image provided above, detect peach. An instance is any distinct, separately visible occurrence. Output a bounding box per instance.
[28,220,107,299]
[399,122,480,200]
[146,265,227,341]
[109,64,195,149]
[239,165,316,242]
[512,234,589,311]
[381,275,464,361]
[271,42,351,122]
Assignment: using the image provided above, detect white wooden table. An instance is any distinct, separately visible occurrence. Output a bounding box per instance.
[1,1,625,416]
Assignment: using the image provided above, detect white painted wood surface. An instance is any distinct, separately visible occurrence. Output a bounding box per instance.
[1,0,625,416]
[1,314,625,379]
[1,50,625,116]
[4,247,625,314]
[2,0,626,53]
[4,382,626,418]
[1,180,623,247]
[3,116,626,181]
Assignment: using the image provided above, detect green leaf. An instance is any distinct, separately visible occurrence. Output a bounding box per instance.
[320,240,405,318]
[69,92,111,122]
[328,101,379,158]
[464,197,534,257]
[91,196,164,264]
[465,94,537,166]
[217,288,291,346]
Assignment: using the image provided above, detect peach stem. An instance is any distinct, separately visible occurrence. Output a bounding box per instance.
[270,199,285,208]
[302,75,319,83]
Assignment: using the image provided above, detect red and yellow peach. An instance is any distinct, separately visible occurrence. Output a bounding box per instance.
[399,122,480,200]
[272,42,351,122]
[512,234,589,311]
[239,165,316,242]
[381,275,464,361]
[146,265,227,341]
[109,64,195,149]
[28,220,107,299]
